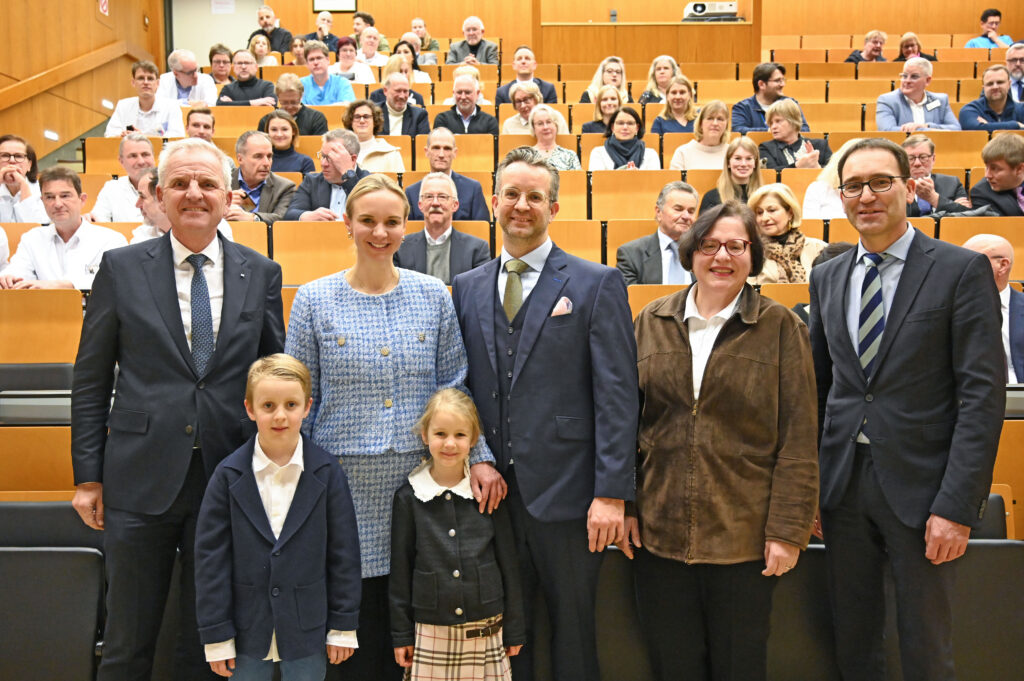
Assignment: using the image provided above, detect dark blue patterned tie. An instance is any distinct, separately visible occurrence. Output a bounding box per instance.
[858,253,886,377]
[187,254,214,375]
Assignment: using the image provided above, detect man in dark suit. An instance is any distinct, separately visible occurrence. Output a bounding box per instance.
[970,132,1024,216]
[395,172,489,284]
[808,138,1005,681]
[226,131,296,225]
[71,138,285,681]
[452,147,638,681]
[433,75,499,135]
[406,128,489,221]
[445,16,498,65]
[615,181,699,285]
[901,134,972,216]
[376,73,429,137]
[284,129,369,221]
[963,233,1024,382]
[494,46,558,105]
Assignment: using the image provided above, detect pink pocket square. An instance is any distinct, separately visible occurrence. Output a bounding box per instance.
[551,296,574,316]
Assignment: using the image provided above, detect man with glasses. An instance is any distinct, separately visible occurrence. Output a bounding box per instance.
[446,15,498,65]
[970,132,1024,217]
[284,129,368,221]
[393,172,488,284]
[406,128,489,221]
[156,49,218,107]
[218,50,276,107]
[900,134,971,216]
[876,57,960,132]
[959,65,1024,130]
[1007,43,1024,103]
[105,60,185,137]
[965,8,1014,48]
[808,138,1004,681]
[732,62,810,133]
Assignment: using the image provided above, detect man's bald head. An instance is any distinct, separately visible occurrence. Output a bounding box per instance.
[963,233,1014,290]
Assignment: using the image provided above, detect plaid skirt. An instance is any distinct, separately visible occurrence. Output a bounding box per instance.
[405,614,511,681]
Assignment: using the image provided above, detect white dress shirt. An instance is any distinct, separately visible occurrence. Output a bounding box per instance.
[684,285,741,399]
[104,97,186,137]
[0,226,9,271]
[424,225,453,246]
[5,221,127,288]
[169,231,224,347]
[155,72,219,107]
[357,51,389,67]
[1001,285,1017,383]
[908,97,926,125]
[498,238,553,306]
[91,176,144,223]
[658,229,692,285]
[0,181,48,223]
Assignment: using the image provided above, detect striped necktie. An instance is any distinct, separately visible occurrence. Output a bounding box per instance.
[859,252,886,377]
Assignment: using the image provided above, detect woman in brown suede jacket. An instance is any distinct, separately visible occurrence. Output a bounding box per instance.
[623,200,819,681]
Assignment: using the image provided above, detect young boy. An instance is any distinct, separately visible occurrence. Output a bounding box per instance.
[195,353,361,680]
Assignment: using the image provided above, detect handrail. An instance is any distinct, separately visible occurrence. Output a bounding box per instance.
[0,40,153,112]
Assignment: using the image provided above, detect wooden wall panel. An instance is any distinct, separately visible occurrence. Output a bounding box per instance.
[540,0,755,22]
[541,23,760,64]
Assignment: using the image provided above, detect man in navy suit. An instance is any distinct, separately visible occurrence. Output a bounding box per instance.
[284,129,370,221]
[452,147,639,681]
[964,233,1024,382]
[406,128,489,221]
[809,138,1004,681]
[71,138,285,681]
[494,46,558,105]
[376,73,430,137]
[970,132,1024,217]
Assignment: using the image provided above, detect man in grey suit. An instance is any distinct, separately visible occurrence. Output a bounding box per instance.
[615,181,699,285]
[226,131,296,225]
[875,58,960,132]
[900,134,971,216]
[446,16,498,65]
[394,172,489,284]
[284,129,370,221]
[808,138,1004,681]
[71,138,285,681]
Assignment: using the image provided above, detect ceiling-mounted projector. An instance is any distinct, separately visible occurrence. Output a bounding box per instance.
[684,2,738,18]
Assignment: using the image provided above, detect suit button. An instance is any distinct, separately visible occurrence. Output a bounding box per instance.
[384,399,393,408]
[507,327,514,334]
[507,441,512,449]
[271,587,280,597]
[506,371,512,378]
[444,492,452,500]
[509,457,515,464]
[449,529,456,537]
[197,382,205,390]
[491,427,497,435]
[455,607,463,616]
[491,392,498,399]
[507,348,514,356]
[337,336,346,346]
[452,569,460,578]
[273,550,281,556]
[185,425,194,435]
[865,394,873,402]
[381,346,390,356]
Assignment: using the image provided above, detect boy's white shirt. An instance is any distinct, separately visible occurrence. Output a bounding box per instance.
[205,436,357,663]
[408,459,473,501]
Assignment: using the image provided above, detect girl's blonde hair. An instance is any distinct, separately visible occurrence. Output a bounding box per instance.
[414,388,482,446]
[717,136,762,203]
[591,84,626,122]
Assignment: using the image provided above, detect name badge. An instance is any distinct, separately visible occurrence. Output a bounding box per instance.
[925,99,941,111]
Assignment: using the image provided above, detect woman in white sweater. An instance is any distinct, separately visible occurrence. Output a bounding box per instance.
[668,100,730,170]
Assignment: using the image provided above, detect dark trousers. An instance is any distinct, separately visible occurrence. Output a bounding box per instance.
[634,550,777,681]
[506,470,604,681]
[98,451,217,681]
[821,445,957,681]
[325,575,402,681]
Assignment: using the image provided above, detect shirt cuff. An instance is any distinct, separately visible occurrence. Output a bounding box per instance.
[205,639,236,662]
[327,630,358,648]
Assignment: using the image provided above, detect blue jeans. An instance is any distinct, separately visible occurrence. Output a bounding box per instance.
[229,652,327,681]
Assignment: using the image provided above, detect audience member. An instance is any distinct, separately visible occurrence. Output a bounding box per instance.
[963,233,1022,382]
[208,44,234,84]
[440,65,492,106]
[894,32,936,61]
[0,134,46,223]
[759,98,832,169]
[901,134,971,216]
[393,172,489,284]
[368,55,426,106]
[406,128,489,221]
[637,55,682,104]
[303,11,340,53]
[1008,43,1024,102]
[218,51,276,106]
[650,76,697,134]
[791,242,856,321]
[248,34,278,67]
[398,31,438,66]
[227,131,297,224]
[105,60,185,137]
[581,84,626,134]
[285,129,370,221]
[732,63,809,133]
[186,107,216,141]
[876,57,960,131]
[959,65,1024,129]
[289,37,307,65]
[258,73,328,136]
[328,37,376,85]
[357,27,388,67]
[375,73,430,137]
[131,166,234,244]
[88,133,154,222]
[410,17,440,53]
[615,180,699,285]
[749,183,825,284]
[0,167,127,289]
[157,49,218,106]
[446,16,498,65]
[261,109,316,175]
[248,4,293,54]
[344,100,405,172]
[845,30,888,63]
[803,137,864,220]
[301,41,355,105]
[433,75,499,134]
[389,41,433,83]
[965,8,1014,48]
[589,107,661,170]
[700,136,762,211]
[502,81,545,134]
[530,105,579,170]
[669,100,730,170]
[970,132,1024,216]
[350,11,389,50]
[580,56,632,104]
[495,46,558,104]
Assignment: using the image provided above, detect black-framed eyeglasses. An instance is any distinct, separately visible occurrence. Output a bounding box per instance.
[0,153,29,163]
[906,154,934,164]
[698,238,752,256]
[838,175,908,198]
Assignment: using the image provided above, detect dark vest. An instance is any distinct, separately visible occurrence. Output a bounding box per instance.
[493,286,533,469]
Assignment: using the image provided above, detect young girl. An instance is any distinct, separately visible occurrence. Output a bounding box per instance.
[389,389,525,681]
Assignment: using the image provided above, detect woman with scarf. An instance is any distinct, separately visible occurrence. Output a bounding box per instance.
[588,107,661,170]
[748,183,825,284]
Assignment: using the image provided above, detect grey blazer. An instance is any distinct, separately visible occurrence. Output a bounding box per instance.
[393,228,490,284]
[616,232,664,285]
[446,39,499,65]
[230,169,297,225]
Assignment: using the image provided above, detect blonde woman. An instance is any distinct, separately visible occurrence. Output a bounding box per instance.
[699,136,762,211]
[581,84,626,134]
[410,17,440,53]
[668,100,730,170]
[529,104,579,170]
[895,32,936,61]
[580,56,632,103]
[758,98,832,170]
[248,34,278,66]
[748,183,826,284]
[638,55,682,104]
[650,75,697,134]
[802,137,864,219]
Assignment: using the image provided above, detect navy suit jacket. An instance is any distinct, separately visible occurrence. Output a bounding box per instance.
[969,178,1024,217]
[808,230,1004,529]
[71,233,285,514]
[451,245,639,521]
[1010,288,1024,381]
[406,171,489,221]
[494,78,558,105]
[283,167,371,221]
[393,228,490,283]
[194,435,361,660]
[376,103,430,137]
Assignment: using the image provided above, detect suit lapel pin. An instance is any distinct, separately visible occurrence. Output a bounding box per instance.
[240,273,245,278]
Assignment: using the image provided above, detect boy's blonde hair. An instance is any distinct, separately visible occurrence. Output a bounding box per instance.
[245,354,312,403]
[414,388,482,446]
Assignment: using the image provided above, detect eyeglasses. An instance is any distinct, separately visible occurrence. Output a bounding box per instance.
[906,154,934,163]
[175,68,198,75]
[767,77,786,84]
[500,188,549,205]
[604,68,623,75]
[838,175,908,198]
[421,193,453,202]
[899,73,924,81]
[0,152,28,163]
[1007,57,1024,64]
[698,238,752,256]
[351,113,374,121]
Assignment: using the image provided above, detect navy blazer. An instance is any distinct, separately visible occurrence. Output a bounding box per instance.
[375,103,430,137]
[969,178,1024,217]
[406,171,489,221]
[283,167,371,221]
[451,245,639,521]
[808,230,1005,529]
[393,228,490,283]
[195,435,361,661]
[1010,288,1024,381]
[494,78,559,105]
